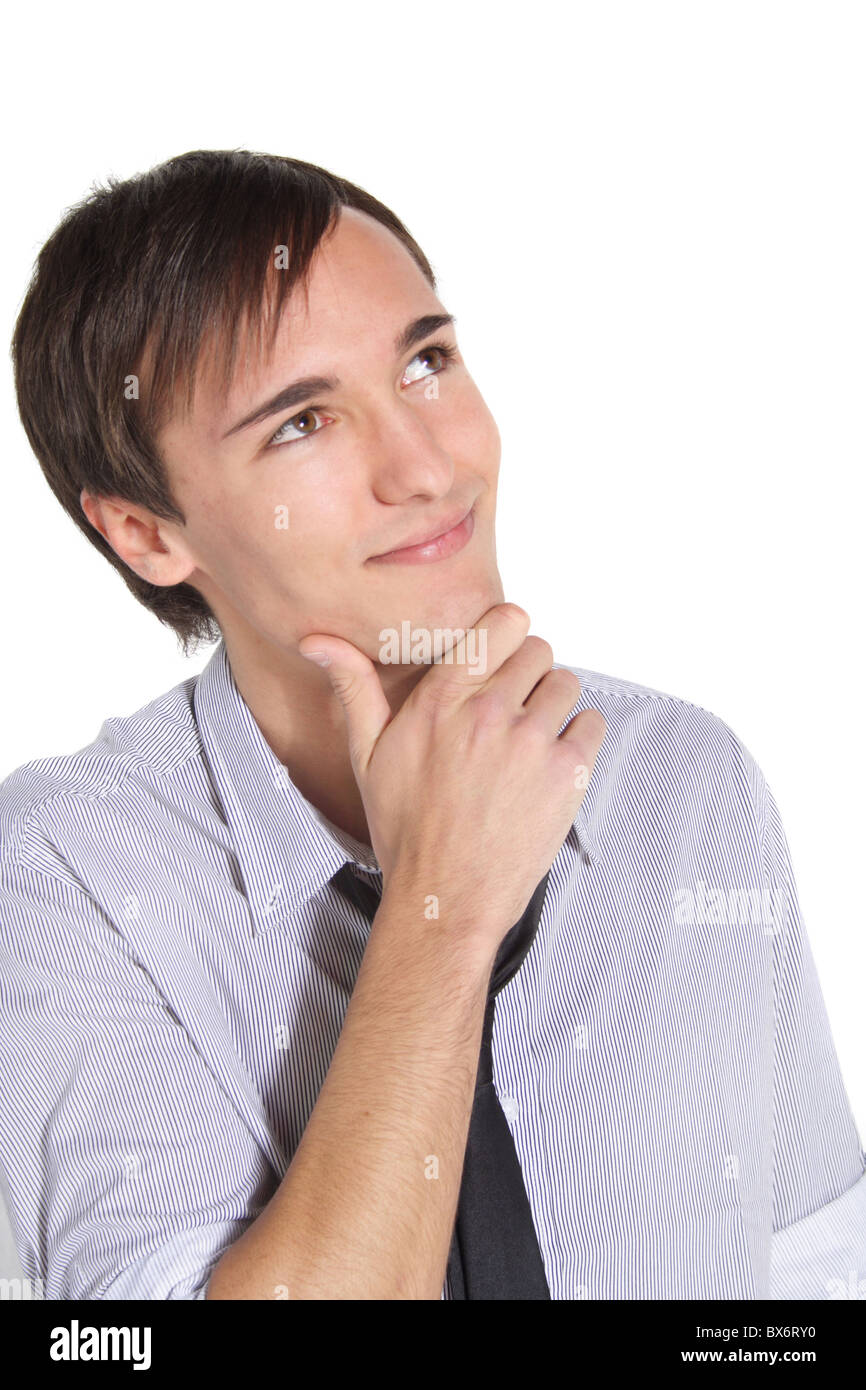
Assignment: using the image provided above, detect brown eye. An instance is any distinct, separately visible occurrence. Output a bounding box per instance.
[267,406,330,449]
[403,341,458,387]
[418,346,446,371]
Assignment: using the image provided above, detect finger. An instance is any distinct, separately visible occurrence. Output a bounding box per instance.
[298,635,392,777]
[558,707,607,796]
[522,665,584,734]
[479,634,556,711]
[414,602,532,708]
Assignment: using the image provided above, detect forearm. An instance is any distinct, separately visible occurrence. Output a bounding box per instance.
[206,888,496,1300]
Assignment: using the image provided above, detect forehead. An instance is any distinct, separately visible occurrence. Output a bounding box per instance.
[271,206,438,351]
[181,207,443,438]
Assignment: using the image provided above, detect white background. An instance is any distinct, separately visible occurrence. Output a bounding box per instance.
[1,0,863,1276]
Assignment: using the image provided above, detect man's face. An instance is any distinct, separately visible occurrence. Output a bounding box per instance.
[156,206,504,665]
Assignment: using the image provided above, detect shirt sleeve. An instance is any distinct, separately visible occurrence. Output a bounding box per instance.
[0,855,274,1300]
[736,738,866,1298]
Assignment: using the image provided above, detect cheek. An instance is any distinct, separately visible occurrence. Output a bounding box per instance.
[188,466,320,555]
[192,490,283,563]
[215,469,358,601]
[448,383,501,478]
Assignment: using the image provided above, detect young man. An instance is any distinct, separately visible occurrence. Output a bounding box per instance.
[1,149,863,1301]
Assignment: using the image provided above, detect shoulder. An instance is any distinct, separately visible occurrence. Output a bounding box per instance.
[0,672,202,869]
[554,659,767,811]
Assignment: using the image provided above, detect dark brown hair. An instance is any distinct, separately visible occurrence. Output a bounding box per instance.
[11,149,437,654]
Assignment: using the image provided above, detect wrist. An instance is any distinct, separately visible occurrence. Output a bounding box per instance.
[376,880,500,981]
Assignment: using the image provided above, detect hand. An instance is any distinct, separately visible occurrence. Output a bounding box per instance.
[298,603,606,953]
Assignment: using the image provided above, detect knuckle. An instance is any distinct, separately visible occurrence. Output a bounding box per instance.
[470,686,507,728]
[422,677,465,712]
[561,667,584,696]
[517,712,549,748]
[564,705,607,755]
[552,667,582,701]
[500,602,531,632]
[524,635,554,666]
[329,672,361,704]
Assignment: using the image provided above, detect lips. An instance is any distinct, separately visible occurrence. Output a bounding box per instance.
[366,504,476,566]
[368,505,473,561]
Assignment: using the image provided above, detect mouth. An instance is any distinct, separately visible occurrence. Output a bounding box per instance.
[366,504,476,566]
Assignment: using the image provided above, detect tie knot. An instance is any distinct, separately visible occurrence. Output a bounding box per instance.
[331,861,383,919]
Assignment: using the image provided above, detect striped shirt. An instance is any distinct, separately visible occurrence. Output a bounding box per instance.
[0,639,864,1300]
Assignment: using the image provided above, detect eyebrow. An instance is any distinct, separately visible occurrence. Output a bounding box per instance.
[220,311,457,440]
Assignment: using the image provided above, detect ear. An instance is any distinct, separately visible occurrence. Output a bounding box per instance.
[80,487,107,539]
[78,488,196,588]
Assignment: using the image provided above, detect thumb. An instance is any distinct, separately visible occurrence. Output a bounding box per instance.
[298,634,392,777]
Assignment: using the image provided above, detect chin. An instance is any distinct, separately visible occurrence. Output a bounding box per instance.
[367,566,504,665]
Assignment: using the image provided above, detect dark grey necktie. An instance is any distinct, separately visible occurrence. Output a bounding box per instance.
[331,860,551,1300]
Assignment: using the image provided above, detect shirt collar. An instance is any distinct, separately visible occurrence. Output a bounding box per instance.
[194,640,601,936]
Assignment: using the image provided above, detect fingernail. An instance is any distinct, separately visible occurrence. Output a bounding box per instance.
[300,650,330,667]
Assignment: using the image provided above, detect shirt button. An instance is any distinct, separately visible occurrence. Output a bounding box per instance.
[501,1096,519,1123]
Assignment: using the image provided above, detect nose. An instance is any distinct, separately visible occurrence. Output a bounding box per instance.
[365,395,455,504]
